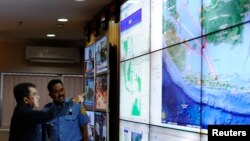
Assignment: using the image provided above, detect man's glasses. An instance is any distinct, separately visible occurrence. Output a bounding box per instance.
[28,93,39,97]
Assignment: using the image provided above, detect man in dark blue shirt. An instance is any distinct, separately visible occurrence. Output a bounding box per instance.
[9,82,80,141]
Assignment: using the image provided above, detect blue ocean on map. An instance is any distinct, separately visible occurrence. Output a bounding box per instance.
[162,22,250,129]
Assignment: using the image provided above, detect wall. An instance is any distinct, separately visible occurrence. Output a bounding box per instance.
[0,41,84,141]
[0,13,120,141]
[0,41,83,74]
[0,130,9,141]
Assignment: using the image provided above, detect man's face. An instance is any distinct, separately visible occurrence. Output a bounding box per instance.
[26,87,40,108]
[49,83,66,104]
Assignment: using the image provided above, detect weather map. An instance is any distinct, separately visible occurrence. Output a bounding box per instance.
[120,55,150,124]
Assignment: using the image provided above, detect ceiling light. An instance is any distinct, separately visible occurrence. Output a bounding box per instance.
[101,17,105,22]
[46,34,56,37]
[57,18,68,22]
[75,0,85,1]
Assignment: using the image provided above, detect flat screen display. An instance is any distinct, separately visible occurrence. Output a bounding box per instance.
[87,111,95,141]
[201,22,250,129]
[120,55,150,124]
[95,35,109,74]
[84,77,95,110]
[149,125,202,141]
[85,44,95,76]
[95,112,108,141]
[119,120,149,141]
[202,0,250,35]
[95,74,109,111]
[162,0,201,47]
[120,0,150,61]
[151,0,163,52]
[150,38,202,132]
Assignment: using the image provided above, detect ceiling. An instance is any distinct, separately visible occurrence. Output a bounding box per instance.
[0,0,113,44]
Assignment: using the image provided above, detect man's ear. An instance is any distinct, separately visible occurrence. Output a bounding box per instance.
[23,97,29,104]
[49,93,53,98]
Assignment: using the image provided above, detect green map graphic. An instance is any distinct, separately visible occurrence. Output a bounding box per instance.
[122,61,142,116]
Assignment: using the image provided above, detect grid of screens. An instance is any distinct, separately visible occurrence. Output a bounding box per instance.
[120,0,250,140]
[84,36,110,141]
[84,35,110,111]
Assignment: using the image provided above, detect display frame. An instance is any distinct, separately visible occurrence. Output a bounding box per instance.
[119,54,150,124]
[95,73,110,112]
[86,110,95,141]
[119,120,149,141]
[120,0,151,61]
[84,76,95,110]
[95,35,110,74]
[84,43,95,76]
[94,111,109,141]
[201,22,250,131]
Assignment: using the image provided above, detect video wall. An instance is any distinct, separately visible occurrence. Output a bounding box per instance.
[84,35,110,141]
[119,0,250,140]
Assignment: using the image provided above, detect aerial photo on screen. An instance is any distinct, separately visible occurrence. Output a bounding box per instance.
[202,0,250,35]
[161,0,250,131]
[161,19,250,130]
[201,23,250,129]
[161,39,202,129]
[162,0,201,47]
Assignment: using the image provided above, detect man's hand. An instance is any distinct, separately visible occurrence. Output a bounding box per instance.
[71,93,86,103]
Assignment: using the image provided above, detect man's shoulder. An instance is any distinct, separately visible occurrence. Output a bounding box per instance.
[72,102,81,109]
[44,102,54,108]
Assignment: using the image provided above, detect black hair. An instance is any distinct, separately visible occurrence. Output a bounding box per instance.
[13,82,36,105]
[47,79,63,93]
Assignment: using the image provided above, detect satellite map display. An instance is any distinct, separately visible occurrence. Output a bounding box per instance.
[161,0,250,130]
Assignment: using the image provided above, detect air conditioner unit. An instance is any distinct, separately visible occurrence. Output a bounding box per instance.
[25,46,80,63]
